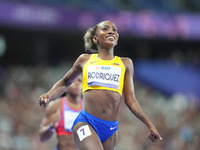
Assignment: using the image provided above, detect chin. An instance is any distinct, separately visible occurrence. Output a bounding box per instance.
[105,42,117,47]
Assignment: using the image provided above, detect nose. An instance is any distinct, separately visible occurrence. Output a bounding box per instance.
[108,29,115,34]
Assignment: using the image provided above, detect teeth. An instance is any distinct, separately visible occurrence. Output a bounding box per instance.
[107,36,114,40]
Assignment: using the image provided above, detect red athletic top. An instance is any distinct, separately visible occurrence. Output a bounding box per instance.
[56,97,83,135]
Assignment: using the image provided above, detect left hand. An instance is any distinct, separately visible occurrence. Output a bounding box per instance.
[38,93,50,107]
[148,129,162,142]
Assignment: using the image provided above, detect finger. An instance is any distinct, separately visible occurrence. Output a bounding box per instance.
[154,133,162,141]
[38,96,43,102]
[39,101,43,107]
[44,98,49,103]
[148,134,153,141]
[149,134,158,142]
[38,94,44,102]
[39,101,46,107]
[153,135,158,140]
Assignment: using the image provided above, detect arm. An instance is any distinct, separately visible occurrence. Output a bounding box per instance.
[123,58,162,142]
[39,100,61,142]
[39,54,89,107]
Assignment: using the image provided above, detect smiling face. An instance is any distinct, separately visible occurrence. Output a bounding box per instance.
[93,21,119,49]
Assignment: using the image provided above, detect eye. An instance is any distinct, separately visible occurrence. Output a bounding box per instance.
[113,28,117,32]
[102,27,108,31]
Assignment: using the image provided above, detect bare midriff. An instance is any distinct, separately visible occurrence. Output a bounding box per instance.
[83,89,122,121]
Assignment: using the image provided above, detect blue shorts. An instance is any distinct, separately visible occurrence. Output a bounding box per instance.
[72,110,118,143]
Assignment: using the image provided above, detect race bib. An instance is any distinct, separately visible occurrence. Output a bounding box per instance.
[87,65,121,89]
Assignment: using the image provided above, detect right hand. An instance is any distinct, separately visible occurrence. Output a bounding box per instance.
[39,93,50,107]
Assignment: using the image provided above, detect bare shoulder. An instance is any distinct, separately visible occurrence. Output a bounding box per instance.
[75,53,92,68]
[78,53,91,62]
[120,57,134,68]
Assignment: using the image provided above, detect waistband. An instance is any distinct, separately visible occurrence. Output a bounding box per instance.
[82,110,118,125]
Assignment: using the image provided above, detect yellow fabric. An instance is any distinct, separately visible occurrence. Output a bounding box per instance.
[82,54,125,96]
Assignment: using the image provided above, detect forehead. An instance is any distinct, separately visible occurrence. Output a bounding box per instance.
[98,21,117,28]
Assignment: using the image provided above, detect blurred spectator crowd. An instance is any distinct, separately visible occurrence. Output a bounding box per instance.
[2,0,200,13]
[1,0,200,149]
[0,63,199,150]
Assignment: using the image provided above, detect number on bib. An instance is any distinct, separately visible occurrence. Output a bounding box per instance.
[77,125,92,141]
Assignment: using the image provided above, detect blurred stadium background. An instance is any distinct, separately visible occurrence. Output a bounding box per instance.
[0,0,200,150]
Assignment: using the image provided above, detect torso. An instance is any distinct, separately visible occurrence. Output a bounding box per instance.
[83,90,121,121]
[55,97,82,150]
[80,53,127,121]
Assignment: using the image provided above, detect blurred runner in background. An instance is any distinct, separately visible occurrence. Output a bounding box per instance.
[39,75,83,150]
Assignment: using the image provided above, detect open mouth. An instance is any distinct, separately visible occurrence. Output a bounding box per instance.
[106,36,115,40]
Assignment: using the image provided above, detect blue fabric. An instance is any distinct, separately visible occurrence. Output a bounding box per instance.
[72,110,118,143]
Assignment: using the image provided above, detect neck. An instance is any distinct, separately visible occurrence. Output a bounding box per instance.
[97,48,114,60]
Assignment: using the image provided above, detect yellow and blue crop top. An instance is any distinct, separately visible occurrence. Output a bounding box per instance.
[82,54,125,96]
